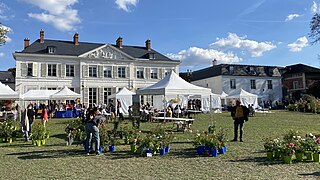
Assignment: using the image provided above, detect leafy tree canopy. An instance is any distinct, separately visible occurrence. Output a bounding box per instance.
[0,23,9,46]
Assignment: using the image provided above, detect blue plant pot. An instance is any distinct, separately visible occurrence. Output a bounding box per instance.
[109,145,115,152]
[218,146,226,154]
[160,149,165,156]
[99,146,103,153]
[165,146,170,153]
[211,149,218,157]
[196,146,205,155]
[145,149,153,154]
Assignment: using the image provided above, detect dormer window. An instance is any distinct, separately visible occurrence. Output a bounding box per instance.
[229,66,234,74]
[148,53,155,59]
[47,46,56,54]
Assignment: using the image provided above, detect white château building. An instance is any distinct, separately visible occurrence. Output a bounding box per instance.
[13,30,180,107]
[183,60,283,104]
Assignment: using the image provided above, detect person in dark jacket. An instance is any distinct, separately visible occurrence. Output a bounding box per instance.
[231,100,249,142]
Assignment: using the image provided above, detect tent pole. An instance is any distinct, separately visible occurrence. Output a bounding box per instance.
[210,94,213,126]
[164,94,166,122]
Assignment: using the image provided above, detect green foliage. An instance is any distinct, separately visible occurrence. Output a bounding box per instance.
[0,119,19,141]
[65,119,85,144]
[31,122,49,140]
[287,104,297,111]
[310,13,320,44]
[0,23,9,46]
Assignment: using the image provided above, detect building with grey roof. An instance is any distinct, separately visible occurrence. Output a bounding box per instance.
[13,30,180,106]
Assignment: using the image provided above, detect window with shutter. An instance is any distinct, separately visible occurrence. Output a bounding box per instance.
[41,63,47,77]
[99,66,103,78]
[83,65,89,78]
[32,63,38,77]
[27,63,33,76]
[113,66,118,79]
[66,65,74,77]
[21,63,27,77]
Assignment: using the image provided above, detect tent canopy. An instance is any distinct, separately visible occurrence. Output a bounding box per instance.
[109,87,135,115]
[50,86,81,100]
[22,90,59,100]
[109,87,135,98]
[227,89,258,108]
[220,91,228,98]
[0,82,20,100]
[137,71,211,96]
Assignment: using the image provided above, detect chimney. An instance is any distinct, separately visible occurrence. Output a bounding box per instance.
[40,29,44,43]
[24,38,30,49]
[212,59,218,66]
[116,37,123,48]
[73,32,79,45]
[145,39,151,51]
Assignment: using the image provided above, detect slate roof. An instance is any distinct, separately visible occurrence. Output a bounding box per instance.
[0,71,15,83]
[17,39,177,62]
[184,64,282,81]
[284,63,320,74]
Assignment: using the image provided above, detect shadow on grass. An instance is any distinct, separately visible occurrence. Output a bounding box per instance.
[106,150,140,160]
[298,172,320,177]
[50,133,67,140]
[228,156,283,165]
[7,148,85,160]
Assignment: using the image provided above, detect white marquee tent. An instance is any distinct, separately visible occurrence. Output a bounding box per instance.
[21,90,59,101]
[109,87,135,115]
[137,71,212,111]
[50,86,81,100]
[0,82,20,100]
[227,89,259,108]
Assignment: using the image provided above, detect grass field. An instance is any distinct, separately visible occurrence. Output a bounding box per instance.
[0,110,320,179]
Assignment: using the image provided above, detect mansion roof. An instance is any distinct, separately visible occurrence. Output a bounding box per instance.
[17,39,177,62]
[183,64,283,81]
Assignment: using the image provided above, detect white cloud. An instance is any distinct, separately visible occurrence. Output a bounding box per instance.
[0,52,4,57]
[288,36,308,52]
[285,14,301,21]
[115,0,138,12]
[0,2,14,20]
[210,33,276,57]
[311,1,318,14]
[24,0,80,31]
[167,47,242,69]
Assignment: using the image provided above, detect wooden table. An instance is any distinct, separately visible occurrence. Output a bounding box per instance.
[153,117,195,132]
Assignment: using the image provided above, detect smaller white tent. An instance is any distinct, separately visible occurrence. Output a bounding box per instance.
[50,86,81,100]
[109,87,135,115]
[227,89,259,108]
[0,82,20,100]
[22,90,59,100]
[220,91,228,105]
[195,93,222,113]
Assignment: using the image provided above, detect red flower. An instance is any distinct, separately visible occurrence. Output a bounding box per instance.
[289,143,295,147]
[290,149,295,154]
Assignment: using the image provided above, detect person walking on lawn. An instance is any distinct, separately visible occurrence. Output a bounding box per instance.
[231,100,249,142]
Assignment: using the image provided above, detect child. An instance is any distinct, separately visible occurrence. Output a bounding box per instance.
[41,106,49,127]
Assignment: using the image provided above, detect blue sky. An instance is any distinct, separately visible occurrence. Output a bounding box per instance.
[0,0,319,72]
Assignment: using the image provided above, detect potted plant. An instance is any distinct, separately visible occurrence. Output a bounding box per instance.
[193,131,208,155]
[30,122,49,146]
[217,128,227,154]
[281,142,295,164]
[313,136,320,162]
[302,133,317,161]
[207,135,219,157]
[263,136,275,159]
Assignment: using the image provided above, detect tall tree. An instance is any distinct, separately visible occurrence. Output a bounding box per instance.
[0,23,9,46]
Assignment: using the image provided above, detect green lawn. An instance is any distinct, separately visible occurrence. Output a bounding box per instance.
[0,111,320,179]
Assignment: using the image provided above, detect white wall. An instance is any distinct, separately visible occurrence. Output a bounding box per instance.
[192,75,282,103]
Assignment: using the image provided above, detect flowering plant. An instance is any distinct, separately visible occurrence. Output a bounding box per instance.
[65,119,85,145]
[281,142,296,156]
[301,133,317,152]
